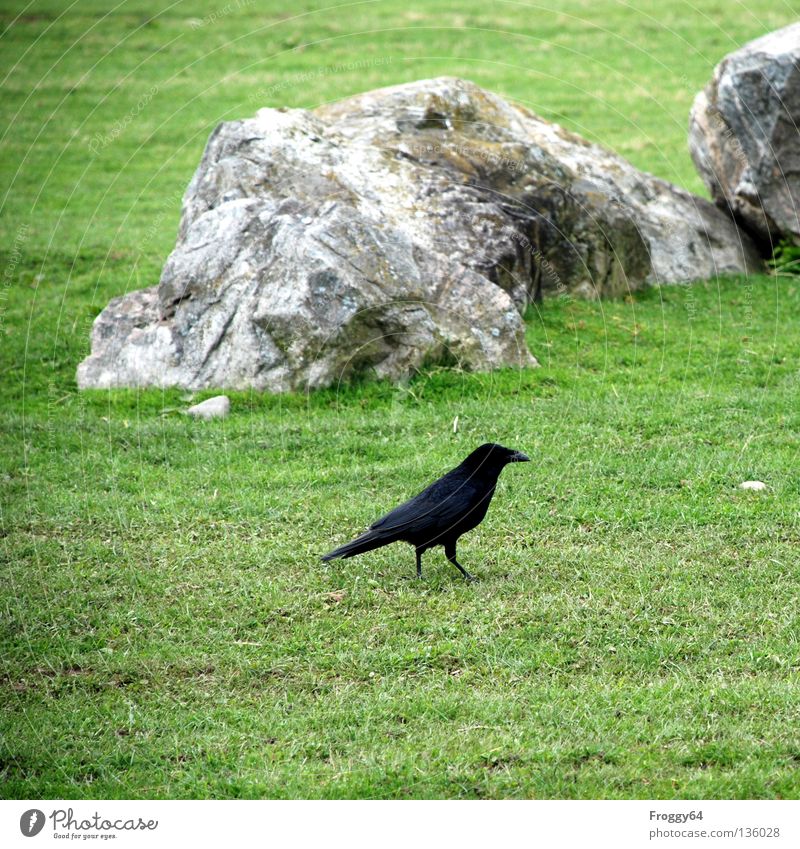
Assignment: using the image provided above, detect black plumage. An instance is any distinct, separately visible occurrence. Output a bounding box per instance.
[321,443,529,580]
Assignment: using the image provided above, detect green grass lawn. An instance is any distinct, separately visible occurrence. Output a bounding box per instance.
[2,0,800,799]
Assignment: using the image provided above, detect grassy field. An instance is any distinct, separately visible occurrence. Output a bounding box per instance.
[2,0,800,799]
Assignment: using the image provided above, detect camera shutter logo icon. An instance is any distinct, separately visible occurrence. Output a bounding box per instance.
[20,809,45,837]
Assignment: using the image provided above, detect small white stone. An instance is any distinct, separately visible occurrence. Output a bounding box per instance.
[302,216,313,225]
[186,395,230,420]
[739,480,767,491]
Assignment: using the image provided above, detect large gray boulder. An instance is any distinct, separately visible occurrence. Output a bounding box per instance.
[689,23,800,247]
[78,77,760,392]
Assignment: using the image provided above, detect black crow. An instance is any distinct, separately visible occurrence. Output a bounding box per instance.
[321,443,529,580]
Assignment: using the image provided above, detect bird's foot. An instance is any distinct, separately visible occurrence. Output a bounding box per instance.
[464,572,477,583]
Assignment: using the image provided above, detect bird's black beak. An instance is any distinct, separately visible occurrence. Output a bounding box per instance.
[510,451,530,463]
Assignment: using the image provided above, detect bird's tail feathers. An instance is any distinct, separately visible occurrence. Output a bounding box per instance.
[321,529,395,561]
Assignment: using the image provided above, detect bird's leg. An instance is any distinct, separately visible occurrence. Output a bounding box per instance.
[415,548,423,580]
[445,542,476,582]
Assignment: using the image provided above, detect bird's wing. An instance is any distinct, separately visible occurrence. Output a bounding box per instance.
[369,473,482,536]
